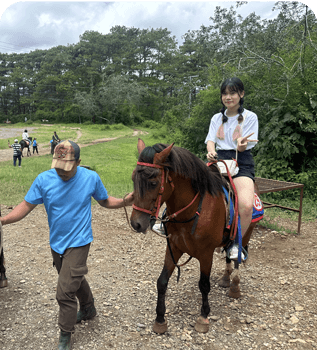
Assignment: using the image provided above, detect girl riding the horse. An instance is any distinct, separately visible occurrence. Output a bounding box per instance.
[205,77,258,260]
[22,129,30,145]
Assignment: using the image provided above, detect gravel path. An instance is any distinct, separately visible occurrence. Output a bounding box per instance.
[1,204,316,350]
[1,127,316,349]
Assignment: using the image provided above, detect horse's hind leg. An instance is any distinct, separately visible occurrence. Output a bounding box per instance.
[0,248,8,288]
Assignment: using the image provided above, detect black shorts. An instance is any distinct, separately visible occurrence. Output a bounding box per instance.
[217,149,255,181]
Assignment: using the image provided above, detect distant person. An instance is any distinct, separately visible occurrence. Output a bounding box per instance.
[22,129,30,145]
[0,140,134,350]
[33,138,39,154]
[51,131,61,155]
[8,139,22,167]
[52,131,60,143]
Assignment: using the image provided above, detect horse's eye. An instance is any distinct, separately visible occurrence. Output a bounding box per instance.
[150,181,158,188]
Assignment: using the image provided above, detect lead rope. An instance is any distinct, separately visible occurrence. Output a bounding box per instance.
[123,193,193,282]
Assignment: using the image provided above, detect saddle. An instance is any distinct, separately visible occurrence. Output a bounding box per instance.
[207,162,264,252]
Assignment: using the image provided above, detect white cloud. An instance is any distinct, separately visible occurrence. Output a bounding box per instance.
[0,1,316,54]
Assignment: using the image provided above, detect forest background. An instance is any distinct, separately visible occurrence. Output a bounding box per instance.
[0,2,316,201]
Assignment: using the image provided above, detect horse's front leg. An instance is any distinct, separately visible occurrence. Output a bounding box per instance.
[228,245,248,298]
[194,259,213,333]
[153,246,182,334]
[219,245,248,298]
[218,255,234,288]
[228,260,241,298]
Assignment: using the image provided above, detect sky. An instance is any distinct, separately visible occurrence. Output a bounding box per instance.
[0,1,316,54]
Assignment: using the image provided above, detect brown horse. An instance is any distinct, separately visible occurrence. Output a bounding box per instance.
[20,137,32,157]
[130,139,259,334]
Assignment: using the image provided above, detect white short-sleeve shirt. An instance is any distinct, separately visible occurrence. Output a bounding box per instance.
[205,109,258,151]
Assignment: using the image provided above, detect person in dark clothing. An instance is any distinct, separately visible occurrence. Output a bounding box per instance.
[8,139,22,167]
[51,131,61,155]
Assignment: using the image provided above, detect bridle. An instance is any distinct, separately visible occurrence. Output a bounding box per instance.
[132,161,199,224]
[132,162,168,221]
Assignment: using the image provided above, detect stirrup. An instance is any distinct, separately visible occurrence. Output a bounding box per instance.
[226,244,248,261]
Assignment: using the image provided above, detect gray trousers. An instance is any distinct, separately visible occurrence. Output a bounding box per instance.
[51,244,94,332]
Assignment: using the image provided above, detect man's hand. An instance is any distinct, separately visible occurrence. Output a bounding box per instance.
[124,192,134,206]
[0,201,37,226]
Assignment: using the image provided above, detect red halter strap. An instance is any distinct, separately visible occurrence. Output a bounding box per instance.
[136,162,163,169]
[132,161,197,221]
[132,161,166,219]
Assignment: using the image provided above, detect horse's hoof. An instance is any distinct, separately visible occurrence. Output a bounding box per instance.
[218,276,230,288]
[0,278,8,288]
[194,316,209,333]
[228,288,241,299]
[153,320,167,334]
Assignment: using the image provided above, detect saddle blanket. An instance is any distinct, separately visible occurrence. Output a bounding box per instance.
[223,187,264,228]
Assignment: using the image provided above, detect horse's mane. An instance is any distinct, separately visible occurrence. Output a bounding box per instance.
[136,143,225,198]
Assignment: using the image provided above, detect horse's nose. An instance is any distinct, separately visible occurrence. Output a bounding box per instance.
[130,220,142,232]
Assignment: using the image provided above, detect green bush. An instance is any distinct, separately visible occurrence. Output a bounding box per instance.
[111,123,126,130]
[141,120,161,129]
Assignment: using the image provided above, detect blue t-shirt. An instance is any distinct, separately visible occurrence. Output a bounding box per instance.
[25,166,108,254]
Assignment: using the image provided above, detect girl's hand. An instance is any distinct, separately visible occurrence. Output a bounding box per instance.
[237,133,258,152]
[207,151,218,161]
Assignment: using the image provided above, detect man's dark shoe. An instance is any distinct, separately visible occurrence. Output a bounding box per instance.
[76,302,97,323]
[57,331,71,350]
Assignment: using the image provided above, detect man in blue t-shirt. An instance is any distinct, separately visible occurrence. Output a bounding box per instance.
[32,138,39,154]
[0,140,134,350]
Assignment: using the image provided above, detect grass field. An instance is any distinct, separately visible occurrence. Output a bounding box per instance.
[0,123,315,233]
[0,123,163,204]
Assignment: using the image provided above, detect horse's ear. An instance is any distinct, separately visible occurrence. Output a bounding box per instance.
[153,143,175,165]
[137,138,146,155]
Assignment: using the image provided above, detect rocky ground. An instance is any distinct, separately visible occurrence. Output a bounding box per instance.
[1,204,316,350]
[0,126,316,349]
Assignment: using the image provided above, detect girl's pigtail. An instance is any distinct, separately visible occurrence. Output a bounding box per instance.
[237,97,244,123]
[221,106,228,124]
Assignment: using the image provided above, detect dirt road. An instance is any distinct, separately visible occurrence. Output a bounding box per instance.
[0,127,316,349]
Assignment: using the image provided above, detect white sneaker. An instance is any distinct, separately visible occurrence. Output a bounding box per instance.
[152,223,165,234]
[228,244,246,261]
